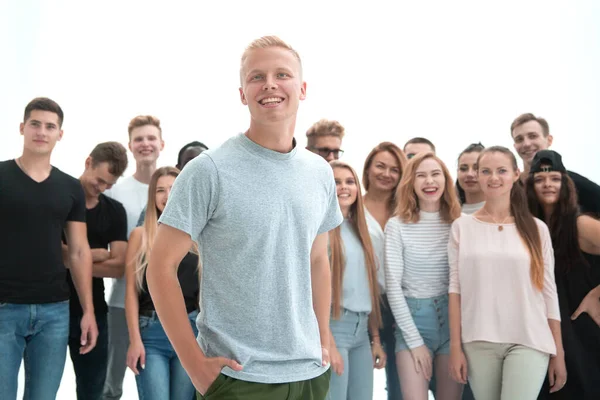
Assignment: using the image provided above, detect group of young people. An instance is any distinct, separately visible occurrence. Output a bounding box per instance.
[1,35,599,400]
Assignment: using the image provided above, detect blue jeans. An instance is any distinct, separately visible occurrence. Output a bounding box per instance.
[380,295,402,400]
[394,294,451,356]
[327,309,373,400]
[135,310,198,400]
[0,301,70,400]
[69,312,108,400]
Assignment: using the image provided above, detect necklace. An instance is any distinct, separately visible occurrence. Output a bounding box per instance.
[481,208,511,232]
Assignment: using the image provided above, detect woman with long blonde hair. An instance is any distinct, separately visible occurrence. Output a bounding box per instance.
[124,167,200,400]
[328,161,385,400]
[448,146,565,399]
[384,152,463,400]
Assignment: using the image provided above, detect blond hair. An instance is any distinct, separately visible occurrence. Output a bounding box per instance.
[395,152,462,224]
[240,35,302,84]
[127,115,162,140]
[306,119,345,147]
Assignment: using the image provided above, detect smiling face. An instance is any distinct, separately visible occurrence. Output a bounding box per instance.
[81,159,119,198]
[239,47,306,125]
[129,124,164,165]
[533,169,562,206]
[367,150,401,193]
[155,175,176,213]
[414,158,445,207]
[457,151,482,195]
[477,152,520,199]
[20,110,63,156]
[334,166,358,216]
[512,120,553,166]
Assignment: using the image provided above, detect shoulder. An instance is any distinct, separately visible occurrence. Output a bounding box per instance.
[99,194,126,214]
[451,214,475,231]
[568,170,600,189]
[384,216,403,232]
[129,226,143,241]
[533,217,551,236]
[52,167,83,190]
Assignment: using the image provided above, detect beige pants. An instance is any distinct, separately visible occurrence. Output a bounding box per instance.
[463,341,549,400]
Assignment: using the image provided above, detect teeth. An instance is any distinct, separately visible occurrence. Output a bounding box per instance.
[423,188,437,193]
[260,97,282,105]
[338,194,351,198]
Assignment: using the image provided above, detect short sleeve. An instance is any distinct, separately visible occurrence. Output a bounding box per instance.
[108,200,128,243]
[158,154,220,244]
[317,167,343,234]
[448,220,461,294]
[67,180,86,223]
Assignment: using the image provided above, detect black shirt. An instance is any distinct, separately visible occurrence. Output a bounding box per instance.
[568,171,600,217]
[138,252,200,314]
[0,160,86,304]
[67,193,127,317]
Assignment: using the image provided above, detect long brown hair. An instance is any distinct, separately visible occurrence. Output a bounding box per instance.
[478,146,544,290]
[134,167,200,291]
[363,142,407,213]
[526,171,587,272]
[395,152,461,223]
[329,161,382,328]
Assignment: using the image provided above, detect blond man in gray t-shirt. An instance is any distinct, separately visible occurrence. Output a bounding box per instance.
[146,36,343,400]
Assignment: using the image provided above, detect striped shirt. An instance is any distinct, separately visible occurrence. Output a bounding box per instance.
[384,211,451,349]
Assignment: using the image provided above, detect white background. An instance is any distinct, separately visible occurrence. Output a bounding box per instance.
[2,1,599,399]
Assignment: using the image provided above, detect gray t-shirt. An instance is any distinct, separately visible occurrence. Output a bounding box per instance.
[159,133,343,384]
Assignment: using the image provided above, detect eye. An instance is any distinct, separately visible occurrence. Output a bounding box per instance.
[391,168,400,174]
[498,168,507,174]
[251,74,264,81]
[459,166,468,172]
[277,72,290,78]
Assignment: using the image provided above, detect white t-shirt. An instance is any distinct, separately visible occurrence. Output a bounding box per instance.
[364,207,386,293]
[104,175,149,308]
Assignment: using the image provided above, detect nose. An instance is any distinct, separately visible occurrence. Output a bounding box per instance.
[263,75,278,91]
[382,168,391,177]
[467,167,476,177]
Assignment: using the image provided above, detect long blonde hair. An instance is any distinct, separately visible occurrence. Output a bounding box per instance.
[329,161,382,328]
[134,167,199,291]
[395,152,462,223]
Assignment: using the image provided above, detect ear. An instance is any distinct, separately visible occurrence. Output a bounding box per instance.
[299,82,307,101]
[57,129,64,141]
[546,134,553,148]
[239,87,248,105]
[19,122,25,135]
[160,139,165,151]
[84,156,92,169]
[128,140,133,152]
[514,167,521,182]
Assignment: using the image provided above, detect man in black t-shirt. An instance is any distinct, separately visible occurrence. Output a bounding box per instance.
[63,142,128,400]
[511,113,600,217]
[0,97,98,399]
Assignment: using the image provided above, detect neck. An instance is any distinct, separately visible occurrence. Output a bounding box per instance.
[419,200,440,213]
[481,195,512,218]
[79,178,100,209]
[133,162,157,184]
[341,206,351,219]
[365,187,393,204]
[245,118,296,153]
[464,191,485,205]
[542,204,555,222]
[19,150,52,170]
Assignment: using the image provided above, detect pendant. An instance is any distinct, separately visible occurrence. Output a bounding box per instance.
[498,225,503,232]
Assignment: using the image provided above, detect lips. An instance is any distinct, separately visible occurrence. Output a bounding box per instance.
[259,97,284,105]
[337,193,351,198]
[422,187,439,195]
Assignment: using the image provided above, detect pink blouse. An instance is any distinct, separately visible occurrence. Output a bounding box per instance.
[448,215,560,355]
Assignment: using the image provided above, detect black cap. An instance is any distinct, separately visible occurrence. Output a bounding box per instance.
[530,150,567,174]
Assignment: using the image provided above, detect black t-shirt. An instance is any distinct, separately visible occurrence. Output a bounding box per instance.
[568,171,600,217]
[138,252,200,314]
[67,193,127,317]
[0,160,86,303]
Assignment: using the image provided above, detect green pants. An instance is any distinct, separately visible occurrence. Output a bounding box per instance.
[198,369,331,400]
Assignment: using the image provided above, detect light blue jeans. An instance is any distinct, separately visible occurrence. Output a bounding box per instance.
[0,301,70,400]
[327,309,373,400]
[135,310,199,400]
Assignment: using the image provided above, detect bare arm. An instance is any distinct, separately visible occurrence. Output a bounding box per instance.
[449,294,462,351]
[577,215,600,254]
[65,221,94,314]
[310,232,332,351]
[65,221,97,354]
[124,229,143,345]
[93,241,127,278]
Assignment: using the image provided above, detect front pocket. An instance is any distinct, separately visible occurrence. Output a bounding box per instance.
[203,373,227,399]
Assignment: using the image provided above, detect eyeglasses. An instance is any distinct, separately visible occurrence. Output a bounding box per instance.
[309,147,344,159]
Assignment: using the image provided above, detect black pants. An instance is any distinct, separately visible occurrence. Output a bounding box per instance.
[68,312,109,400]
